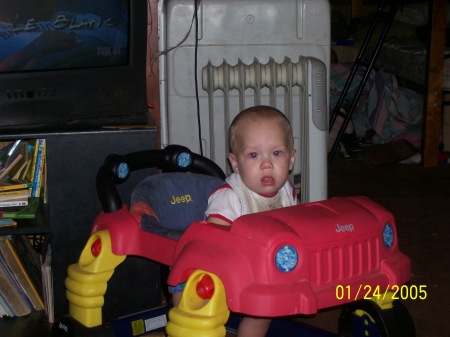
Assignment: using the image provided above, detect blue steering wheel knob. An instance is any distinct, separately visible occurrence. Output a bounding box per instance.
[116,162,130,179]
[177,152,192,168]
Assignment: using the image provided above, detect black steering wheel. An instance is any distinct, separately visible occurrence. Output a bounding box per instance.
[96,144,226,213]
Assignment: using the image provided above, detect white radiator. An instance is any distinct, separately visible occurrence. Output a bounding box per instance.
[202,56,327,202]
[158,0,330,202]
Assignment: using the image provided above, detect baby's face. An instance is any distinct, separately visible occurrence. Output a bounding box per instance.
[228,118,295,196]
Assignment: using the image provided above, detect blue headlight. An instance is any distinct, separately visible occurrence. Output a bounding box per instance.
[116,162,130,179]
[383,223,395,248]
[275,245,298,272]
[177,152,192,168]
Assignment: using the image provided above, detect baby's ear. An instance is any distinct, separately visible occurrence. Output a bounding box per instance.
[228,153,239,173]
[289,149,296,170]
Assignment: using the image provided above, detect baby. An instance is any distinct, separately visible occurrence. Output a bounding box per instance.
[205,105,298,336]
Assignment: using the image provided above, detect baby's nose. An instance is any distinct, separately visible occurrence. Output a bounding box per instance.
[261,158,273,169]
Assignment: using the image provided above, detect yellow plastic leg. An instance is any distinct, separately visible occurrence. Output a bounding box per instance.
[371,291,395,310]
[166,270,230,337]
[354,291,396,327]
[65,230,126,327]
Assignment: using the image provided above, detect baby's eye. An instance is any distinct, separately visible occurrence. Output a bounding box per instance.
[273,150,283,157]
[248,152,258,159]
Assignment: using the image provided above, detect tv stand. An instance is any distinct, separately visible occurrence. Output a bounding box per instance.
[0,126,162,337]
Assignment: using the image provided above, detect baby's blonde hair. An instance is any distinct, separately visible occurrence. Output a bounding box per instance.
[228,105,294,154]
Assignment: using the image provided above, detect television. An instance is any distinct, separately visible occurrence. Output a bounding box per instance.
[0,0,149,131]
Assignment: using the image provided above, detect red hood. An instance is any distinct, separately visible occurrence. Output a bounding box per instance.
[230,196,394,245]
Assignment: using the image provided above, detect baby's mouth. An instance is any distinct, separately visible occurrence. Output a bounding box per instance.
[261,176,275,186]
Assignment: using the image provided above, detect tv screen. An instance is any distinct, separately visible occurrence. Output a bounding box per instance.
[0,0,149,130]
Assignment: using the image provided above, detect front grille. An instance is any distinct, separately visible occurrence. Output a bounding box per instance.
[309,236,380,285]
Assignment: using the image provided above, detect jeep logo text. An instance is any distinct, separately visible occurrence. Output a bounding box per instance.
[170,194,192,204]
[335,223,355,233]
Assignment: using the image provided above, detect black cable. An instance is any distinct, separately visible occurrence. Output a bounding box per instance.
[194,0,203,156]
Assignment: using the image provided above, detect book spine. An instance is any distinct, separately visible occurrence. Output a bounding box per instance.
[0,258,32,316]
[0,211,16,219]
[0,219,15,225]
[25,140,39,183]
[0,200,28,208]
[11,236,43,301]
[0,191,31,201]
[0,219,17,228]
[0,182,32,191]
[31,139,46,198]
[0,154,23,181]
[0,189,31,197]
[0,253,34,309]
[0,291,14,317]
[40,244,53,323]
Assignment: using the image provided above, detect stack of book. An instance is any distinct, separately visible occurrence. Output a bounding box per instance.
[0,139,46,228]
[0,235,53,322]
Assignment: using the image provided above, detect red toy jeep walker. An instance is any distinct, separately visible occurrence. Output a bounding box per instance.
[53,145,415,337]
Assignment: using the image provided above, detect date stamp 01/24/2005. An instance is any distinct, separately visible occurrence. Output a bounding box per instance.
[335,284,428,301]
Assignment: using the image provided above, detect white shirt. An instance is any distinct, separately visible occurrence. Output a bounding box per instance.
[205,173,297,224]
